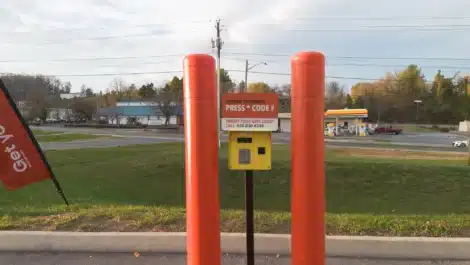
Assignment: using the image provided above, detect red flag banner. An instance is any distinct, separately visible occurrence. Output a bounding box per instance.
[0,79,68,203]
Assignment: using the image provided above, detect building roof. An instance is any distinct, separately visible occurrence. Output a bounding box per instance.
[97,105,183,117]
[325,109,368,117]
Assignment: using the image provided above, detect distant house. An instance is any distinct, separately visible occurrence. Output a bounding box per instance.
[60,92,86,99]
[46,108,72,121]
[96,100,183,126]
[459,120,470,132]
[15,100,30,118]
[116,101,158,107]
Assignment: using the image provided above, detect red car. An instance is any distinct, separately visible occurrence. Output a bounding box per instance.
[373,126,402,135]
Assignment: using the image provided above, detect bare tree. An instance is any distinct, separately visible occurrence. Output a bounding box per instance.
[69,98,95,122]
[126,83,137,100]
[325,81,346,109]
[154,90,180,126]
[109,78,128,100]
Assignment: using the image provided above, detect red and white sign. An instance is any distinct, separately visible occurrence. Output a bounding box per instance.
[0,79,56,190]
[221,93,279,131]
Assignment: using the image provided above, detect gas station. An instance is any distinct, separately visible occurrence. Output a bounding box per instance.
[278,108,370,136]
[324,108,369,137]
[183,51,325,265]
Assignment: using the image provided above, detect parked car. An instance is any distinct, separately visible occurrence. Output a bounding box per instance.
[452,139,469,148]
[374,125,402,135]
[29,118,42,126]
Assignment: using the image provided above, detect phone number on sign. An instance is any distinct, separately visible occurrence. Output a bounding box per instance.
[235,123,265,128]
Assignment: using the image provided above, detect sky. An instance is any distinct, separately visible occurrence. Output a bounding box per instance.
[1,0,470,93]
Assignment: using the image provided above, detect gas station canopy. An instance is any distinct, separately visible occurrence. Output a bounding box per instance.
[325,109,368,119]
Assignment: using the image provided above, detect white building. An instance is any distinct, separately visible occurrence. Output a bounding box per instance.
[277,109,369,133]
[97,100,182,126]
[116,101,158,107]
[16,100,30,118]
[278,113,292,132]
[60,92,86,99]
[46,108,72,121]
[459,121,470,132]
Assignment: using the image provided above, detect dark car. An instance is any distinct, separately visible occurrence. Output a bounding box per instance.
[374,125,402,135]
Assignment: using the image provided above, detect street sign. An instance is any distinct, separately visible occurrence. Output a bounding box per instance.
[221,92,279,131]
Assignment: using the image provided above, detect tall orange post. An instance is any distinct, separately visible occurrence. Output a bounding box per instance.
[290,52,325,265]
[183,54,221,265]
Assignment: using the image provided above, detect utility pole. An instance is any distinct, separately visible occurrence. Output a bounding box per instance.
[95,95,100,122]
[413,99,422,123]
[244,60,268,92]
[244,60,248,92]
[212,18,224,147]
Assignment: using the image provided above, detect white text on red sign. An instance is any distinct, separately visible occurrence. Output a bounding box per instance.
[225,104,275,112]
[221,118,279,131]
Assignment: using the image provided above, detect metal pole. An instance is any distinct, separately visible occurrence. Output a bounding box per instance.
[244,60,249,92]
[416,103,419,123]
[245,169,255,265]
[214,19,222,148]
[243,73,257,265]
[217,57,221,147]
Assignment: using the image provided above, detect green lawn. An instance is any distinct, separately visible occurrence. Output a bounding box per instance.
[1,143,470,236]
[31,129,60,136]
[34,133,105,142]
[31,129,105,142]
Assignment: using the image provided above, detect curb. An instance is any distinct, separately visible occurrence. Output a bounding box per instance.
[0,232,469,259]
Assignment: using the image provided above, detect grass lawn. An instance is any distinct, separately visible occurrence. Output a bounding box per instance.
[31,129,61,136]
[1,143,470,236]
[395,125,436,133]
[35,133,105,142]
[360,142,456,151]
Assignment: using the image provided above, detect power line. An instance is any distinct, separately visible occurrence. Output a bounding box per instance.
[326,62,468,70]
[0,54,187,63]
[291,16,470,21]
[2,24,470,46]
[328,24,470,28]
[288,26,470,32]
[230,58,470,70]
[3,19,470,37]
[1,53,469,73]
[4,17,468,37]
[5,69,451,82]
[224,52,470,61]
[0,70,183,78]
[226,70,465,81]
[2,16,469,36]
[248,24,470,30]
[0,20,212,36]
[2,52,470,64]
[221,57,470,71]
[2,32,204,46]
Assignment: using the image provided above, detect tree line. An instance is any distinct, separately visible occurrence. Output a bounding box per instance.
[326,65,470,124]
[3,64,469,125]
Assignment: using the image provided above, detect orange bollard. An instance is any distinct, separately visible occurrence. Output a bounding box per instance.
[183,54,221,265]
[290,52,325,265]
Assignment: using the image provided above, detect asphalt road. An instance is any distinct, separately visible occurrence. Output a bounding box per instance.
[32,125,468,145]
[0,252,467,265]
[32,125,468,153]
[368,132,464,145]
[38,134,466,153]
